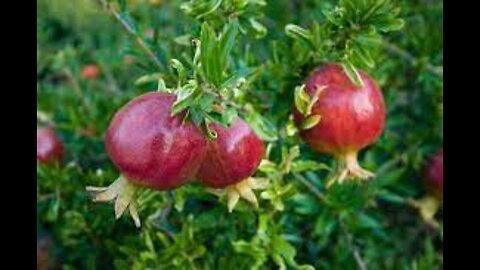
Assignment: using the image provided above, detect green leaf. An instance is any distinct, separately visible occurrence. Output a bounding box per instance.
[245,112,278,141]
[285,24,313,47]
[219,21,238,70]
[197,93,216,111]
[300,114,321,130]
[135,73,165,86]
[379,18,405,32]
[174,34,192,46]
[342,61,364,87]
[221,106,238,126]
[157,78,167,90]
[249,18,267,39]
[258,159,278,173]
[291,160,330,173]
[294,84,311,116]
[171,81,202,114]
[170,59,186,85]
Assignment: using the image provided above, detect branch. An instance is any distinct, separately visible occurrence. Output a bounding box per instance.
[339,219,368,270]
[382,41,443,78]
[96,0,164,70]
[294,173,328,204]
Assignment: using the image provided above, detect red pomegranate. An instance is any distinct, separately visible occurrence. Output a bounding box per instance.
[196,118,266,211]
[87,91,207,226]
[293,63,386,186]
[424,147,443,200]
[37,127,64,164]
[81,64,100,79]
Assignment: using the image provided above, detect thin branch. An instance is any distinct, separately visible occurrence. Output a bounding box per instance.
[382,41,443,78]
[97,0,164,70]
[339,219,368,270]
[293,173,328,204]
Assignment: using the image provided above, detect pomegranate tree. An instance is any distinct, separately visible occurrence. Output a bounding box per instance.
[86,91,207,227]
[196,119,266,211]
[37,127,64,164]
[293,63,386,186]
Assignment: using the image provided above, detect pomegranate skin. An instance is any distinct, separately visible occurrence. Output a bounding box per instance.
[196,119,265,188]
[293,63,386,155]
[424,148,443,200]
[37,127,64,164]
[105,91,207,190]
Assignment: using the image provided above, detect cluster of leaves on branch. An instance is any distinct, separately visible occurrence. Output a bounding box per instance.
[37,0,443,269]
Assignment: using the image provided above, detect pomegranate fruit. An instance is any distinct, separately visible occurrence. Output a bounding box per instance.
[293,63,386,186]
[87,91,207,226]
[37,127,64,164]
[195,119,266,211]
[424,147,443,200]
[409,147,443,229]
[81,64,100,79]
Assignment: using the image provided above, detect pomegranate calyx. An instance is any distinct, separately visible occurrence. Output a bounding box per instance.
[206,177,269,212]
[326,151,375,188]
[408,195,441,229]
[86,175,141,227]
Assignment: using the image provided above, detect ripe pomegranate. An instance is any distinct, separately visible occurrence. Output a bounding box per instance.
[424,147,443,200]
[196,119,266,211]
[81,64,100,79]
[408,147,443,229]
[37,127,64,164]
[87,91,207,226]
[293,63,385,186]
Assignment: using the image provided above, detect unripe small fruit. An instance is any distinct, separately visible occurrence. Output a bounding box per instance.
[81,64,100,79]
[293,63,386,186]
[37,127,64,164]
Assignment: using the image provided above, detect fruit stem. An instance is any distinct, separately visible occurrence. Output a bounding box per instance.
[86,175,141,227]
[327,151,375,188]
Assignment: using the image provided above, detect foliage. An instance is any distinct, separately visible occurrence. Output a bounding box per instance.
[37,0,443,269]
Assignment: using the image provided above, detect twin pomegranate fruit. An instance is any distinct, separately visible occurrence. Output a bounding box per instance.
[86,91,265,226]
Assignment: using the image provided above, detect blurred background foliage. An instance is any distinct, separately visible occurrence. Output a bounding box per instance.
[37,0,443,269]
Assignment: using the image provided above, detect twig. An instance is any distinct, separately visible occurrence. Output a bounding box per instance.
[63,67,84,98]
[63,67,93,113]
[97,59,122,95]
[339,219,368,270]
[96,0,164,70]
[293,173,328,204]
[382,41,443,78]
